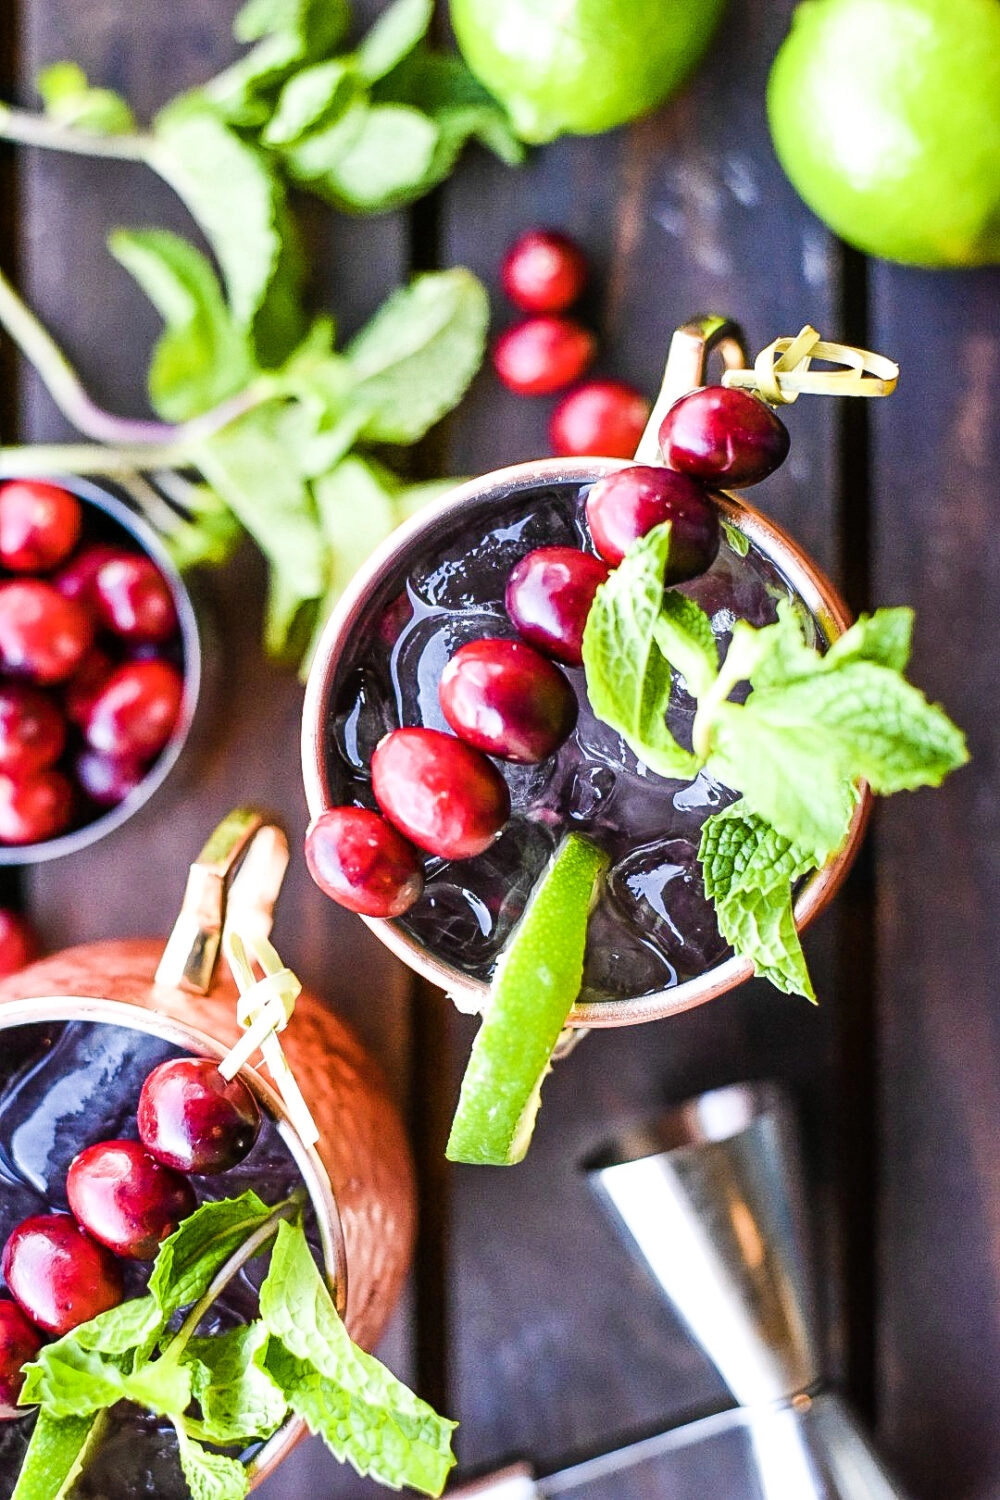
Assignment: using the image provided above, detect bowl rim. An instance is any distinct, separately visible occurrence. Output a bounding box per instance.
[301,455,870,1028]
[0,472,201,865]
[0,994,345,1484]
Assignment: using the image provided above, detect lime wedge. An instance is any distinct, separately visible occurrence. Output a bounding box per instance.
[446,833,607,1166]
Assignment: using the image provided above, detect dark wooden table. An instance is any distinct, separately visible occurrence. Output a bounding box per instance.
[1,2,997,1497]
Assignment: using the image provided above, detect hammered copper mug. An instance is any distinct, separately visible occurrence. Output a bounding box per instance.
[302,317,870,1028]
[0,807,415,1487]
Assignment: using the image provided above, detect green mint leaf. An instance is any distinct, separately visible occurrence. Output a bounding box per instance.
[700,804,818,1001]
[743,661,969,794]
[652,591,718,698]
[11,1411,99,1500]
[234,0,349,50]
[375,49,524,169]
[356,0,434,83]
[20,1296,164,1414]
[164,482,243,572]
[260,1220,457,1496]
[108,229,255,421]
[152,105,285,330]
[582,523,699,780]
[743,601,823,688]
[175,1426,250,1500]
[345,268,488,444]
[22,1331,189,1421]
[36,62,136,134]
[317,104,440,213]
[262,59,358,145]
[706,700,856,864]
[148,1190,276,1325]
[822,607,913,672]
[280,99,368,182]
[720,518,750,557]
[184,1324,287,1446]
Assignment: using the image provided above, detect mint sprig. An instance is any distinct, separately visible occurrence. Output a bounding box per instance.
[582,522,968,999]
[15,1193,456,1500]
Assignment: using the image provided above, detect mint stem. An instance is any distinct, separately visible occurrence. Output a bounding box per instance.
[0,442,186,476]
[0,103,153,162]
[162,1193,305,1363]
[0,266,274,455]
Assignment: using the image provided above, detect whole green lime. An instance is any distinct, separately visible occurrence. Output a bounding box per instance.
[449,0,727,144]
[767,0,1000,267]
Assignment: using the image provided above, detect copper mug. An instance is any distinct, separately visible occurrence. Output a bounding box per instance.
[302,317,870,1027]
[0,807,416,1487]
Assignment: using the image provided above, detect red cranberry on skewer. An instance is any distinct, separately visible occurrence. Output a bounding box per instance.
[549,379,651,458]
[0,481,82,574]
[440,639,577,764]
[372,727,511,860]
[67,1140,195,1261]
[585,465,720,581]
[0,1300,43,1419]
[493,317,596,396]
[305,807,424,917]
[501,229,588,314]
[505,547,611,667]
[138,1058,261,1175]
[659,386,790,486]
[2,1213,124,1336]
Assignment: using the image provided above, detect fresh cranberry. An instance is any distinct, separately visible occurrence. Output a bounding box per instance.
[0,685,66,777]
[53,544,127,607]
[83,660,183,760]
[93,555,178,644]
[585,465,721,580]
[501,229,588,314]
[138,1058,261,1175]
[0,581,93,685]
[74,749,146,809]
[305,807,424,917]
[64,648,116,728]
[0,909,39,977]
[0,1299,43,1419]
[658,386,790,486]
[0,770,73,846]
[0,481,82,573]
[2,1213,124,1336]
[67,1140,195,1261]
[372,727,511,860]
[505,547,611,667]
[549,379,651,458]
[439,639,578,764]
[492,317,595,396]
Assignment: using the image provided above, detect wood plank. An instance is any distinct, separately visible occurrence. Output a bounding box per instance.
[437,0,853,1479]
[869,263,1000,1499]
[12,1,415,1493]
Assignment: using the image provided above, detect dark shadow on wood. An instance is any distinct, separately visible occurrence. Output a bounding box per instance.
[833,241,878,1425]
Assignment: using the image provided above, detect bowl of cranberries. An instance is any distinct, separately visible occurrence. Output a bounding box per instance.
[0,473,199,861]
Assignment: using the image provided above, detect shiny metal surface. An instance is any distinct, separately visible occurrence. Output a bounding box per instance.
[302,319,871,1027]
[586,1082,822,1405]
[0,472,201,865]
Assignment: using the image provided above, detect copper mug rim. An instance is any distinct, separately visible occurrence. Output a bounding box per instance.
[301,454,871,1028]
[0,472,201,866]
[0,991,347,1488]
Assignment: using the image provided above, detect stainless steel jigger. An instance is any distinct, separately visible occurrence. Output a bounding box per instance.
[450,1084,908,1499]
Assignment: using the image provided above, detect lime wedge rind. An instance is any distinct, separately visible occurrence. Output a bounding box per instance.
[445,833,607,1167]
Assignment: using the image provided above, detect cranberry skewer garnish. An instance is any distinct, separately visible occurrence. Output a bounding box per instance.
[0,1300,43,1419]
[138,1058,261,1175]
[440,639,577,764]
[2,1213,124,1336]
[585,465,720,580]
[501,229,588,314]
[66,1140,195,1261]
[372,727,510,860]
[505,547,611,667]
[306,807,424,917]
[659,386,790,486]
